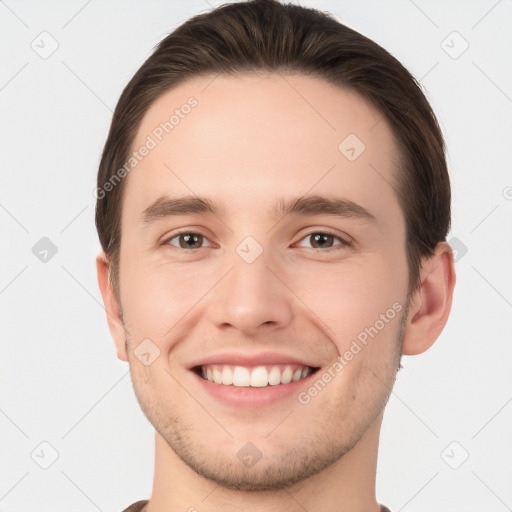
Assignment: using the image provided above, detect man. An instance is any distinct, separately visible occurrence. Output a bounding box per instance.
[95,1,456,510]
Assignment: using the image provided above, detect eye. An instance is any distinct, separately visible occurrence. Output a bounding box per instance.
[295,231,351,251]
[163,230,351,252]
[164,231,212,250]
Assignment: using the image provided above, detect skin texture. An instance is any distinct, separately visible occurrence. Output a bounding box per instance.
[97,73,455,512]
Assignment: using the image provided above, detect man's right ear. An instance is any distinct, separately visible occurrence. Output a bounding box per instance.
[96,252,128,362]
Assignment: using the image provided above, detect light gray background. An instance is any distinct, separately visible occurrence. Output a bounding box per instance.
[1,1,511,511]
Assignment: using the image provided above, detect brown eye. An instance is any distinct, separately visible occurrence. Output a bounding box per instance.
[166,232,207,249]
[308,233,336,249]
[295,231,351,251]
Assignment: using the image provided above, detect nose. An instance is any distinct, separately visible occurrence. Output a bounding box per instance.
[207,247,294,336]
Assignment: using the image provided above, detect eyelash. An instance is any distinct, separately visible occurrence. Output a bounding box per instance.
[163,230,352,253]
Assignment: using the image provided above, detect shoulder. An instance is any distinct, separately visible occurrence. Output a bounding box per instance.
[121,500,148,512]
[121,500,390,512]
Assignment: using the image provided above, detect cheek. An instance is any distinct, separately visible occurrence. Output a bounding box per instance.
[296,257,407,353]
[119,255,181,338]
[129,358,181,424]
[119,253,219,343]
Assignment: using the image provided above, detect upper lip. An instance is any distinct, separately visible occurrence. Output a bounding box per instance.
[188,351,320,369]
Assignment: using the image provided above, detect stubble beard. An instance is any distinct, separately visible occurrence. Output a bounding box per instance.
[123,308,406,492]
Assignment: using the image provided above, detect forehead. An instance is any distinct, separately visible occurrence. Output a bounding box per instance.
[124,72,402,225]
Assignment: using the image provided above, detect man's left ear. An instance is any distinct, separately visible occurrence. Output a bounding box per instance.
[402,241,456,355]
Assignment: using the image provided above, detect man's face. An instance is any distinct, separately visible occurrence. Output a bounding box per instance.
[117,73,410,490]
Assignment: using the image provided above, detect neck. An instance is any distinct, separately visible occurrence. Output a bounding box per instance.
[146,412,384,512]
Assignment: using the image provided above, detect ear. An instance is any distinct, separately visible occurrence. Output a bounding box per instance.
[96,251,128,362]
[402,241,456,355]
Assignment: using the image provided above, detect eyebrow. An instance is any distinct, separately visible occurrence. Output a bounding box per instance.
[141,194,376,224]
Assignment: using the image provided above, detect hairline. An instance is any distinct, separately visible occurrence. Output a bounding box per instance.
[107,72,417,301]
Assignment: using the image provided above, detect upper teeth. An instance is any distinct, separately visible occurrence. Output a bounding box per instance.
[201,364,313,387]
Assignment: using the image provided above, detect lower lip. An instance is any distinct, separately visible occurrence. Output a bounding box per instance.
[190,370,318,407]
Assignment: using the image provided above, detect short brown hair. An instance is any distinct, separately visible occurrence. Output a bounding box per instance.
[96,0,450,298]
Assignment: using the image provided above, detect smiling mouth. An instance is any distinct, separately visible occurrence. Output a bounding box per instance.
[192,364,320,387]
